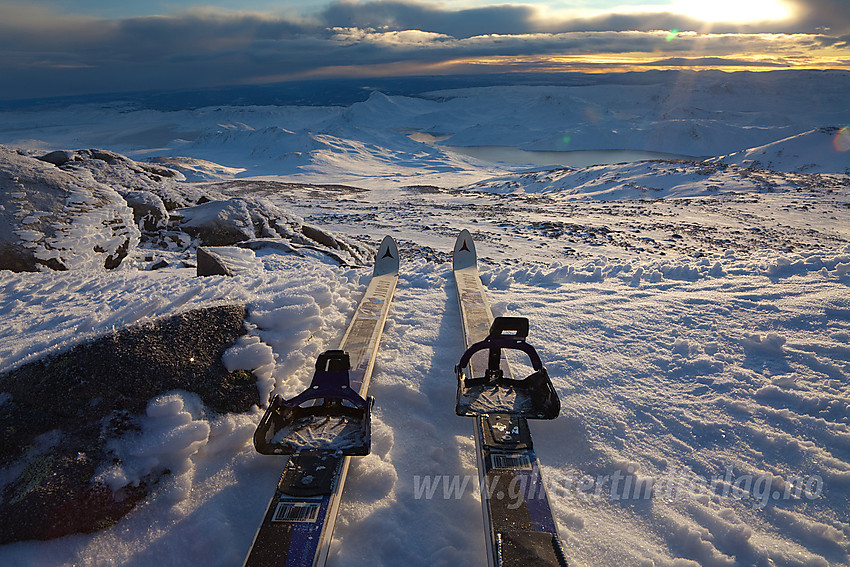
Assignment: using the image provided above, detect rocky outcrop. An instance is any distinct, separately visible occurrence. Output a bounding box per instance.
[0,148,140,271]
[178,198,373,265]
[1,146,373,270]
[37,148,202,210]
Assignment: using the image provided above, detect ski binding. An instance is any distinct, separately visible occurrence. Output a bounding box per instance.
[254,350,373,456]
[455,316,560,419]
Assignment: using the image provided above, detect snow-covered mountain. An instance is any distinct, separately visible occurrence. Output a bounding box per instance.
[0,71,849,567]
[461,159,850,198]
[2,70,849,186]
[710,127,850,174]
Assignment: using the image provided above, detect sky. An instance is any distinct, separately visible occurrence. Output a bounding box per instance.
[1,0,849,101]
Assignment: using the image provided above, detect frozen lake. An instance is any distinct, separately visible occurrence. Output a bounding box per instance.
[406,132,700,167]
[442,145,700,167]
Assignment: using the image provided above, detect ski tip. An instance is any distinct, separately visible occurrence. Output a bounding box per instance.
[453,229,477,271]
[374,235,399,277]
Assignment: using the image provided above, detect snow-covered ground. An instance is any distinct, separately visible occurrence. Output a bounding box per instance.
[1,71,849,566]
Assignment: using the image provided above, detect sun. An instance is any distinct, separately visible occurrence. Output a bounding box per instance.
[672,0,794,23]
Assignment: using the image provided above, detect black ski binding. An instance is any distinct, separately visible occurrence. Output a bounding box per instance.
[455,317,560,419]
[254,350,373,456]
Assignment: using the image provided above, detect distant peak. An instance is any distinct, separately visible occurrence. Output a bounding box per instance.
[366,90,391,101]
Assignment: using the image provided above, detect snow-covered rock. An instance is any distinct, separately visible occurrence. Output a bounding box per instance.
[37,148,212,210]
[0,305,257,544]
[39,148,185,187]
[196,246,261,277]
[124,190,169,232]
[0,148,140,271]
[175,198,255,246]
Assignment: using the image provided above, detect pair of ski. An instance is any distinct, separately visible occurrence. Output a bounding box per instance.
[244,231,568,567]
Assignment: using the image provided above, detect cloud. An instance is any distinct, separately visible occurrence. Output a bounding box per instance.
[819,34,850,49]
[330,27,453,46]
[315,0,850,35]
[787,0,850,34]
[0,0,848,100]
[640,57,786,68]
[320,0,540,37]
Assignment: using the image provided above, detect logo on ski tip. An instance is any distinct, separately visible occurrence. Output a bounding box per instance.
[382,248,394,259]
[459,241,471,253]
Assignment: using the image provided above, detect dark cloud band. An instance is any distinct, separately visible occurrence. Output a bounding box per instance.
[0,0,847,100]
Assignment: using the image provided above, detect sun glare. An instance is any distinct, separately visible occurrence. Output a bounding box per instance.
[672,0,794,23]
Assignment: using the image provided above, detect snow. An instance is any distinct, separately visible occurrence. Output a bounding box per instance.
[1,70,849,566]
[96,392,212,496]
[710,128,850,175]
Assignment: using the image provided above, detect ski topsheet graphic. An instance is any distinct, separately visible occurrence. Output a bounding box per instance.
[244,236,399,567]
[452,229,568,567]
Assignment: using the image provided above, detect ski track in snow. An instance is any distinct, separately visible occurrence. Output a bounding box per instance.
[1,79,850,566]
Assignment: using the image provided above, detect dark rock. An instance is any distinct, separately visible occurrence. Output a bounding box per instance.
[38,149,79,166]
[0,448,148,543]
[0,305,259,543]
[196,246,234,276]
[302,224,339,250]
[0,241,37,272]
[301,224,371,266]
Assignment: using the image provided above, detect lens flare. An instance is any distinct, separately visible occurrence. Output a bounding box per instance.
[834,127,850,152]
[583,105,602,124]
[666,29,679,42]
